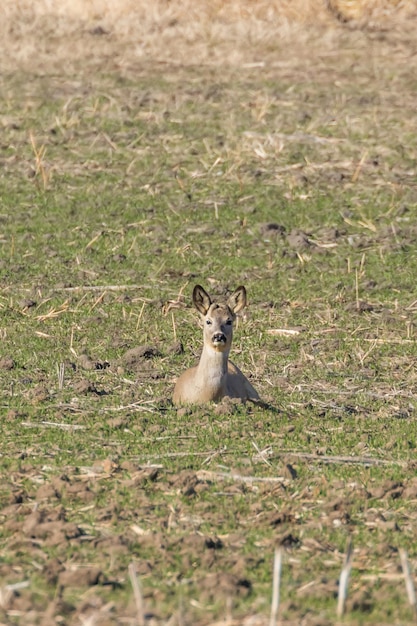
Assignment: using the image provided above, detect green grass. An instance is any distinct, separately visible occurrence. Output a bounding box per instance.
[1,56,417,625]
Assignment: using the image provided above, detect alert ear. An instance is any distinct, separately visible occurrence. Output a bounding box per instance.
[192,285,212,316]
[227,286,247,314]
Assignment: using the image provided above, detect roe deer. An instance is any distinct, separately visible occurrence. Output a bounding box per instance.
[173,285,260,405]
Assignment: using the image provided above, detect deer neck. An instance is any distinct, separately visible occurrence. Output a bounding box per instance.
[195,345,230,396]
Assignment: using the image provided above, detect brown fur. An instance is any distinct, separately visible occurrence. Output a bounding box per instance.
[173,285,259,405]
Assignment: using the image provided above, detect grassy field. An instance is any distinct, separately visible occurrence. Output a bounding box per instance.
[1,3,417,624]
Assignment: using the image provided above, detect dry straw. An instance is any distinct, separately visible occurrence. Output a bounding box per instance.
[128,562,145,626]
[1,0,415,72]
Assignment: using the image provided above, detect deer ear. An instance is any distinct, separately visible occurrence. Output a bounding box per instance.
[192,285,212,315]
[228,286,247,314]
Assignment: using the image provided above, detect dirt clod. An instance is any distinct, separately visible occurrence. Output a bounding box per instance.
[73,379,100,394]
[0,357,15,370]
[36,483,60,500]
[78,353,109,370]
[58,567,104,588]
[259,222,286,238]
[43,558,65,584]
[30,384,50,403]
[167,340,184,355]
[286,229,313,250]
[122,345,161,365]
[199,572,252,601]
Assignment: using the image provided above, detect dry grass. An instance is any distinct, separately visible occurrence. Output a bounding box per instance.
[1,0,416,73]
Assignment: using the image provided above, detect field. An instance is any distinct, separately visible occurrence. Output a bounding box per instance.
[1,1,417,624]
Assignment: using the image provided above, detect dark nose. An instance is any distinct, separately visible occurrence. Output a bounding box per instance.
[213,332,226,344]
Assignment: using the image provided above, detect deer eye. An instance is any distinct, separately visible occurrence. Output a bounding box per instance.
[226,319,232,326]
[206,319,212,326]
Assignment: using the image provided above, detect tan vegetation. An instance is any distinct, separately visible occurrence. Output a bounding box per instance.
[1,0,416,73]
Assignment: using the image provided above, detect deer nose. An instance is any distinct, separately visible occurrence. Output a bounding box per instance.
[212,332,226,344]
